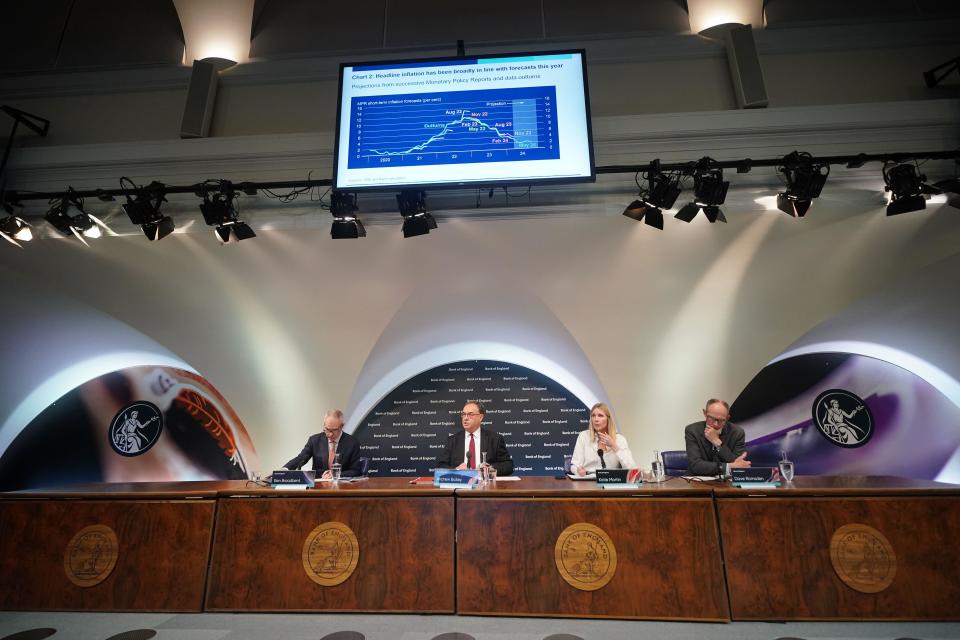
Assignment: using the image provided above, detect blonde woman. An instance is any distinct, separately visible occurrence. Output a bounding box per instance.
[571,403,636,476]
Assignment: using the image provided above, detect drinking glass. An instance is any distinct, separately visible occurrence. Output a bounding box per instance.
[778,451,795,483]
[332,453,342,484]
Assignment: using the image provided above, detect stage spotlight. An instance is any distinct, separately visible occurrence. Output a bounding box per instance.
[329,191,366,239]
[1,202,33,247]
[776,151,829,217]
[622,200,664,229]
[199,182,256,243]
[397,190,434,238]
[122,180,174,241]
[44,189,112,245]
[675,159,729,223]
[883,162,939,216]
[622,160,681,230]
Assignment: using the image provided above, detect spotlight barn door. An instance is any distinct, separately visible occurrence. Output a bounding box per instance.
[725,24,768,109]
[180,59,219,138]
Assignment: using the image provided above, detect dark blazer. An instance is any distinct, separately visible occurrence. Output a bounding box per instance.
[436,429,514,476]
[284,431,363,477]
[684,421,746,476]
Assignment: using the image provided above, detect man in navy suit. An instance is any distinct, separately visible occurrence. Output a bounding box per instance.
[436,401,513,476]
[284,409,364,478]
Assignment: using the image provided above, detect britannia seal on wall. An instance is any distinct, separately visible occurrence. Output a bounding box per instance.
[813,389,874,448]
[109,401,163,456]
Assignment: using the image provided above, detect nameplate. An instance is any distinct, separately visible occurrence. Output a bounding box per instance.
[731,467,779,483]
[433,468,479,488]
[272,470,316,488]
[596,469,642,484]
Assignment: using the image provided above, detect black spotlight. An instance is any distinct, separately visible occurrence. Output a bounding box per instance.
[883,162,939,216]
[122,180,174,241]
[397,190,435,237]
[44,188,110,243]
[199,181,255,243]
[622,160,681,230]
[622,200,664,229]
[0,198,33,247]
[776,151,829,217]
[675,158,729,223]
[330,191,366,239]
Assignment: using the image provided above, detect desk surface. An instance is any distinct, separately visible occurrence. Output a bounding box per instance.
[4,475,957,499]
[713,474,960,496]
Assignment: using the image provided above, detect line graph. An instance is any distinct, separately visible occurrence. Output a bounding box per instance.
[347,87,559,170]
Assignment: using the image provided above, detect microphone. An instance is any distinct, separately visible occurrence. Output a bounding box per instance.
[597,449,607,469]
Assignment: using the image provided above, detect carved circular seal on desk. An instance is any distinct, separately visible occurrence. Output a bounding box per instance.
[554,523,617,591]
[63,524,119,587]
[302,522,360,586]
[830,523,896,593]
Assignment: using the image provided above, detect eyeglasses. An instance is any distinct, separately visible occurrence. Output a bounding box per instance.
[705,414,728,425]
[323,426,343,434]
[461,412,481,418]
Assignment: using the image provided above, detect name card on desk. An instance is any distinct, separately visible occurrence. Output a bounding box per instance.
[731,467,780,483]
[434,468,479,488]
[596,468,643,485]
[271,470,315,489]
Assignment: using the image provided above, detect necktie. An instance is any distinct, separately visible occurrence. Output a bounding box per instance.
[468,433,476,469]
[328,440,336,470]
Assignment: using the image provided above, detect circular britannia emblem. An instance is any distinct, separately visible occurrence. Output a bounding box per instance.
[813,389,874,448]
[109,401,163,457]
[554,523,617,591]
[64,524,119,587]
[830,523,896,593]
[302,522,360,587]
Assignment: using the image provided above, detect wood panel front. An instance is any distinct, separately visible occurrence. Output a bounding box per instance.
[205,496,454,612]
[0,499,215,611]
[457,497,727,620]
[718,496,960,620]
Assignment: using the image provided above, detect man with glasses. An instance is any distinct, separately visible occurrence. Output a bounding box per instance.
[436,401,514,476]
[684,398,750,476]
[284,409,363,479]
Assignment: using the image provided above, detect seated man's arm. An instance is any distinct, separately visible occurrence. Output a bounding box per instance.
[716,426,746,462]
[685,426,722,476]
[284,438,314,470]
[435,435,455,469]
[490,433,514,476]
[340,439,364,477]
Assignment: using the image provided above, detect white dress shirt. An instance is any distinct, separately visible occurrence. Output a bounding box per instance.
[462,428,482,468]
[570,430,636,473]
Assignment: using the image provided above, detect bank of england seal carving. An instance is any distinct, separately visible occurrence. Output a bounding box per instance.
[302,521,360,587]
[830,523,897,593]
[64,524,119,587]
[554,522,617,591]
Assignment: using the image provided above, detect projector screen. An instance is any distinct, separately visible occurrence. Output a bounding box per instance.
[333,50,595,191]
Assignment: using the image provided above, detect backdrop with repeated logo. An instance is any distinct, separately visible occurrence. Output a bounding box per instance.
[351,360,590,476]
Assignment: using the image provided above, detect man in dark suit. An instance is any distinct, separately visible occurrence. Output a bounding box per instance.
[684,398,751,476]
[284,409,364,478]
[436,401,513,476]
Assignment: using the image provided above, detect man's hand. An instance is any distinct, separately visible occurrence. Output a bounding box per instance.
[320,470,333,480]
[456,463,468,470]
[576,466,586,477]
[730,452,751,469]
[704,426,723,447]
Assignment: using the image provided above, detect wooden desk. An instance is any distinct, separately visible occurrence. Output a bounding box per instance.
[715,475,960,620]
[455,476,728,620]
[204,478,456,612]
[0,482,221,611]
